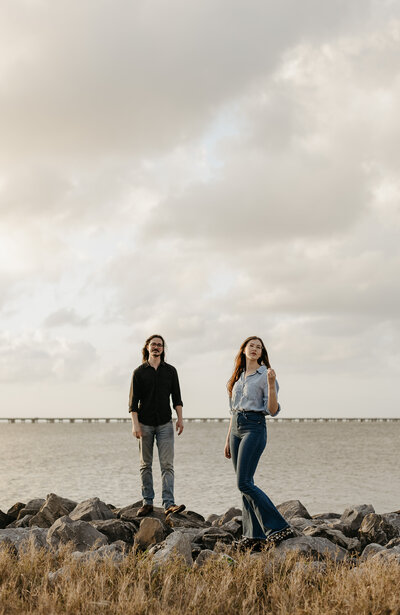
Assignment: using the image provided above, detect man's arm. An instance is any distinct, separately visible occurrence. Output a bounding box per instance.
[171,368,184,435]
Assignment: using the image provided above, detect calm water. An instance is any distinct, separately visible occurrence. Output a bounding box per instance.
[1,421,399,517]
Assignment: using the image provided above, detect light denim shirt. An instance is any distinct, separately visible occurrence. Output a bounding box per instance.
[229,365,281,416]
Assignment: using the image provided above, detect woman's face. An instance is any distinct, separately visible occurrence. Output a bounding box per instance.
[243,338,263,362]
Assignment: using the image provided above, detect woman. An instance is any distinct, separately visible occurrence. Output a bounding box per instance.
[224,336,294,551]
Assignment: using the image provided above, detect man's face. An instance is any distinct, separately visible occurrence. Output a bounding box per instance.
[147,337,164,358]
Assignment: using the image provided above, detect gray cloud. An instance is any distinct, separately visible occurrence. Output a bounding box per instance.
[43,308,91,328]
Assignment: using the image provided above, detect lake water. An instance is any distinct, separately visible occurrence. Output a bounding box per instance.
[1,421,399,518]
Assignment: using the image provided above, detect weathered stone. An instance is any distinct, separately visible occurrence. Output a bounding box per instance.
[17,499,45,519]
[220,520,241,538]
[193,549,216,568]
[117,501,145,518]
[291,517,317,531]
[382,513,400,535]
[29,494,77,528]
[134,517,168,551]
[359,513,398,547]
[0,527,48,552]
[152,531,193,567]
[206,514,220,524]
[360,543,386,561]
[340,505,375,536]
[196,527,235,550]
[277,500,312,521]
[166,511,209,530]
[7,515,33,528]
[91,519,137,544]
[372,546,400,564]
[71,541,127,563]
[386,537,400,548]
[69,497,115,522]
[47,516,108,551]
[6,503,26,521]
[119,505,168,527]
[0,510,14,529]
[212,507,242,527]
[303,524,361,552]
[312,512,341,520]
[273,536,348,562]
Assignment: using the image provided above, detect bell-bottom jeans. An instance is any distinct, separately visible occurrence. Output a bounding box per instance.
[230,411,289,539]
[139,420,175,510]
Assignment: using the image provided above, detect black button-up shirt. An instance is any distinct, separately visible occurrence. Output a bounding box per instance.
[128,361,183,426]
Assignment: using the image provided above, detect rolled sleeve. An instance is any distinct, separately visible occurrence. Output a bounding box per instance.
[171,368,183,408]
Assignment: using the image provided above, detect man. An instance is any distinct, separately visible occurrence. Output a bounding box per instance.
[129,334,185,517]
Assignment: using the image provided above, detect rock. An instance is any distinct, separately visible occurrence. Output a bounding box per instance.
[47,516,108,551]
[0,527,48,552]
[303,524,361,552]
[6,503,26,520]
[193,549,216,568]
[360,543,386,561]
[166,511,209,530]
[386,537,400,548]
[195,527,235,550]
[372,546,400,564]
[7,515,34,528]
[119,505,168,527]
[90,519,137,544]
[71,541,127,563]
[17,499,45,520]
[69,497,115,522]
[206,514,220,524]
[290,517,317,531]
[312,512,341,520]
[212,507,242,527]
[29,494,78,528]
[358,513,398,547]
[273,536,348,562]
[152,531,193,567]
[134,517,168,551]
[339,505,375,537]
[277,500,312,521]
[0,510,14,529]
[382,513,400,535]
[220,520,241,538]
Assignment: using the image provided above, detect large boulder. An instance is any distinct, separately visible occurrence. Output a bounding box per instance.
[134,517,169,551]
[277,500,312,521]
[29,494,77,528]
[17,499,45,520]
[303,524,361,552]
[166,511,209,530]
[193,526,235,550]
[69,497,115,522]
[358,513,399,547]
[273,536,348,562]
[152,531,193,567]
[340,505,375,537]
[212,508,242,527]
[0,510,14,529]
[47,516,108,551]
[91,519,137,544]
[6,503,26,521]
[0,527,48,552]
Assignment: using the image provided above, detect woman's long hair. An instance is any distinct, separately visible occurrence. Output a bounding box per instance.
[142,334,166,363]
[227,336,270,397]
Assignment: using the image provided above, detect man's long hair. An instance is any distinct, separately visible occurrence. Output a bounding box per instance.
[142,334,166,363]
[227,336,270,397]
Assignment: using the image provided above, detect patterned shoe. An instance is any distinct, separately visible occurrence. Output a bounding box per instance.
[264,526,296,547]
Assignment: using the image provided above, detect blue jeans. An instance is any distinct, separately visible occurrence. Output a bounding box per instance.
[230,411,289,539]
[139,420,175,509]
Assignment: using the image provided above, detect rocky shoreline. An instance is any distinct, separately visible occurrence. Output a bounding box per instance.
[1,495,400,573]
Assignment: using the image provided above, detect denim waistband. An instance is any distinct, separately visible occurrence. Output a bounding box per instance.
[235,409,265,416]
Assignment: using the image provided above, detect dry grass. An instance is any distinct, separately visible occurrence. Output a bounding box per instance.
[0,542,399,615]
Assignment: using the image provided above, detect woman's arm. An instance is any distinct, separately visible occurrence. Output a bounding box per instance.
[267,369,279,416]
[224,416,232,458]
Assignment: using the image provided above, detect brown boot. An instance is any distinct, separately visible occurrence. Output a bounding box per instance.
[137,504,153,517]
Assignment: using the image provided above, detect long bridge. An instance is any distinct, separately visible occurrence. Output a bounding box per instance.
[0,417,399,423]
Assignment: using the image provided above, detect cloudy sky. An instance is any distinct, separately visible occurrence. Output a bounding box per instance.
[1,0,400,419]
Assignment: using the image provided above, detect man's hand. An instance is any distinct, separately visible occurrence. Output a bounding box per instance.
[132,423,142,439]
[175,418,184,435]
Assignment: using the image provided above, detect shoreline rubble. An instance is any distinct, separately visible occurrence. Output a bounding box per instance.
[1,494,400,572]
